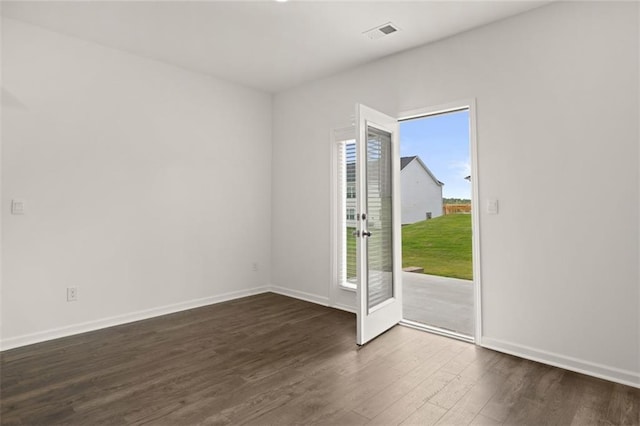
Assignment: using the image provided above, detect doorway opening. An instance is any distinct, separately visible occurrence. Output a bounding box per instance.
[330,101,480,346]
[398,107,476,341]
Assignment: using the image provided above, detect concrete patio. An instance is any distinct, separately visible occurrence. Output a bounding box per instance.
[402,272,474,337]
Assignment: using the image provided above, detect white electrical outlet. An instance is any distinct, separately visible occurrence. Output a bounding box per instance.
[67,287,78,302]
[252,262,258,272]
[11,199,25,215]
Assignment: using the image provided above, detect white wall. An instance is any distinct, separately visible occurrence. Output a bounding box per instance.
[401,159,443,224]
[1,18,272,348]
[272,1,639,386]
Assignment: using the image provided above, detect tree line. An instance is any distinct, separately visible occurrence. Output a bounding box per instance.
[444,197,471,204]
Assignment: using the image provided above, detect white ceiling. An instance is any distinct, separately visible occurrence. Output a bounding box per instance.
[1,1,551,93]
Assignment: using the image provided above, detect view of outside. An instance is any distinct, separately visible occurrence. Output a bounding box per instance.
[400,110,472,280]
[342,109,472,281]
[340,109,474,335]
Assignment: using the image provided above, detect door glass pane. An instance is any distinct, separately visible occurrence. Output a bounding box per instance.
[366,126,393,311]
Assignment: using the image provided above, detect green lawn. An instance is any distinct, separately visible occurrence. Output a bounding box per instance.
[346,214,472,280]
[402,214,473,280]
[346,227,357,280]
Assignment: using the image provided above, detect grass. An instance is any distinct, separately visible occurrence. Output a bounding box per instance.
[345,213,472,281]
[402,214,472,280]
[346,227,356,280]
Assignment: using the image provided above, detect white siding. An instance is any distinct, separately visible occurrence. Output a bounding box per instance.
[400,160,443,224]
[345,199,357,228]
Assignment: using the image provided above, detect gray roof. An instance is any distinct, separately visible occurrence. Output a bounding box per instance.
[400,156,444,186]
[400,156,417,170]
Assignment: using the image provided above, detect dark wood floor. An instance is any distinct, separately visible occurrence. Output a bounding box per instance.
[1,293,638,425]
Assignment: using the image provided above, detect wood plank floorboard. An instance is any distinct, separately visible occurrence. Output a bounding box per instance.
[1,293,639,425]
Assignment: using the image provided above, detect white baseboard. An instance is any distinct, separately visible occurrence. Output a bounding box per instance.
[481,337,640,389]
[0,286,270,351]
[269,285,329,307]
[330,302,356,314]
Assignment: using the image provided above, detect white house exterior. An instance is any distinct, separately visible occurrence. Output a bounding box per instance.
[400,156,444,224]
[345,155,442,227]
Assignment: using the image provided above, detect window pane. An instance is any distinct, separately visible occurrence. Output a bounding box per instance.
[337,138,357,287]
[344,141,357,282]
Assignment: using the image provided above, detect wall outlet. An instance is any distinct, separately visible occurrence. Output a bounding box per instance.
[67,287,78,302]
[252,262,258,272]
[11,199,25,215]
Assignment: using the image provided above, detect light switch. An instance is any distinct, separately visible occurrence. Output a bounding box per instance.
[486,198,498,215]
[11,199,25,215]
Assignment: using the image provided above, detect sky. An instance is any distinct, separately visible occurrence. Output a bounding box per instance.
[400,109,471,199]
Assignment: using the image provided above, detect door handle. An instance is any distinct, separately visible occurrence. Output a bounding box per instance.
[362,231,372,237]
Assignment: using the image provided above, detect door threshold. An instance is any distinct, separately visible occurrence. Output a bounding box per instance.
[400,319,475,344]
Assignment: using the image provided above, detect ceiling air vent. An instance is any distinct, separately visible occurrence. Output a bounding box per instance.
[363,22,400,40]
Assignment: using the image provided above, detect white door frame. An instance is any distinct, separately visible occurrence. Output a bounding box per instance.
[398,99,482,344]
[329,123,358,313]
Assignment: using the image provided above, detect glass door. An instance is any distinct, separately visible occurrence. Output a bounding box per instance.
[356,104,402,345]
